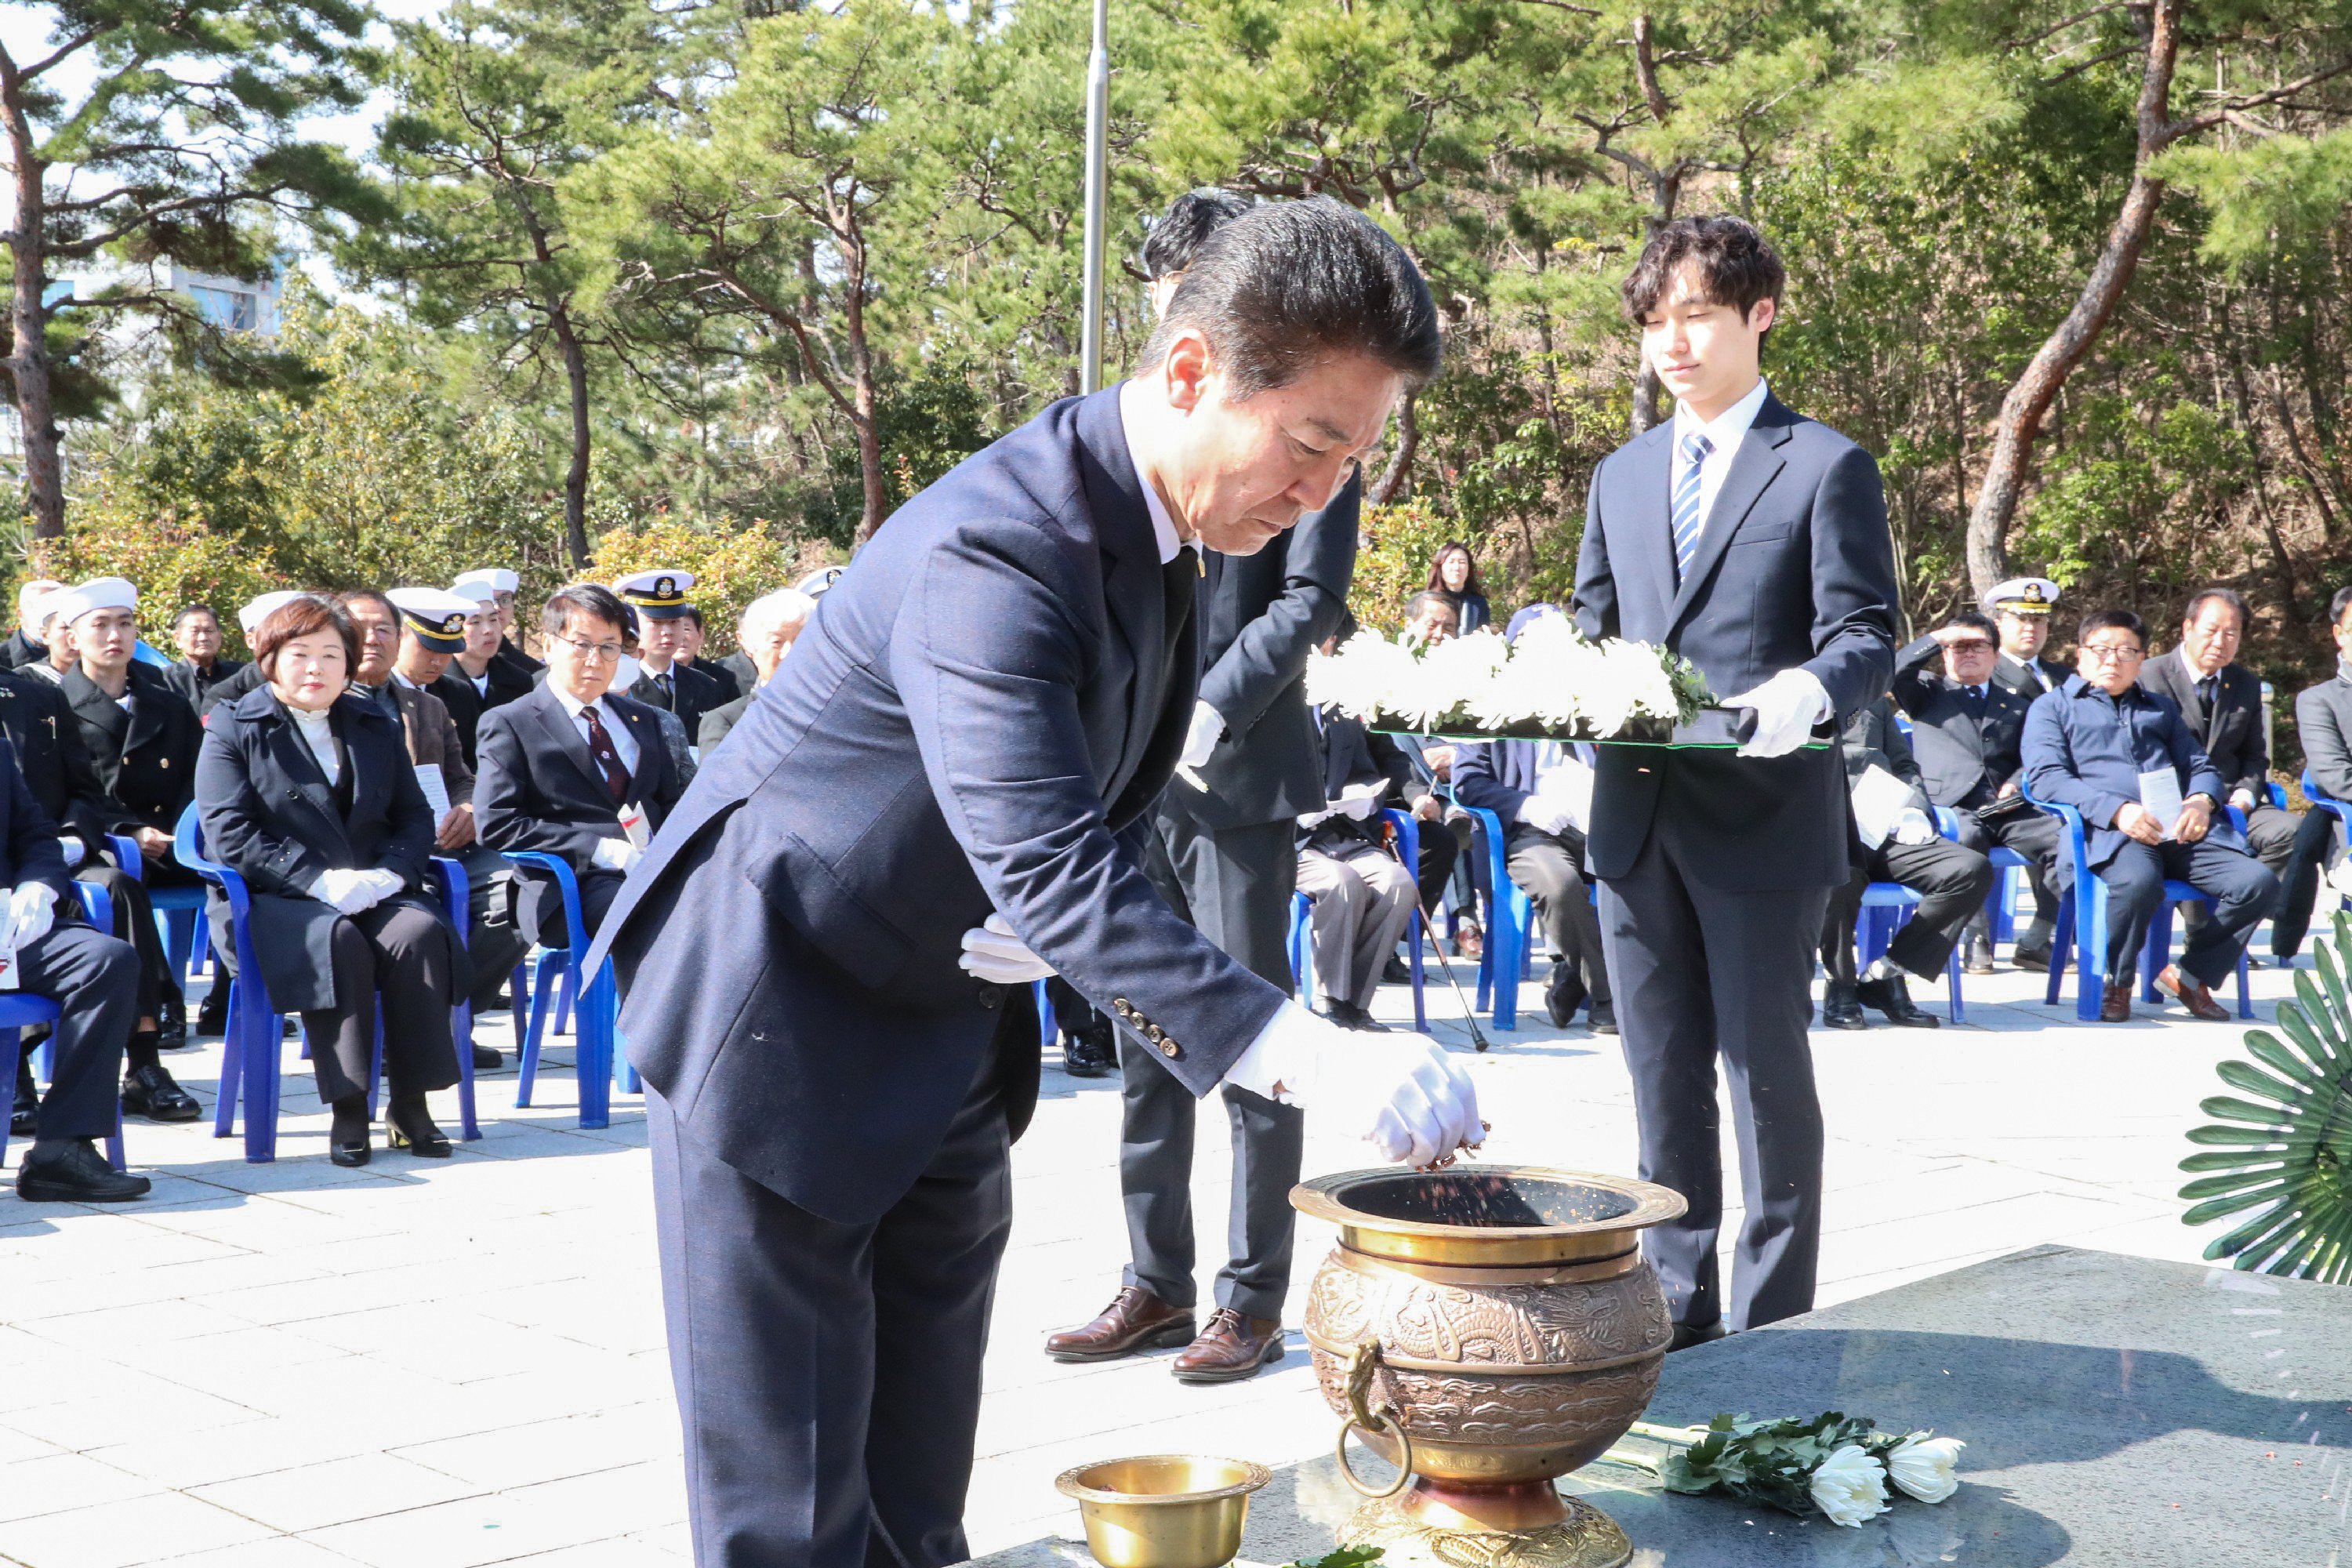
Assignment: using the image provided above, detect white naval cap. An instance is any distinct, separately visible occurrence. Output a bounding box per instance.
[50,576,139,627]
[238,590,305,637]
[386,587,481,653]
[452,568,521,597]
[1987,577,2060,615]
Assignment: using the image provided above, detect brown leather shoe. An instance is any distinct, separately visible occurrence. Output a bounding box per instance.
[2100,983,2132,1022]
[1454,921,1483,960]
[2154,965,2230,1022]
[1045,1287,1196,1363]
[1171,1306,1285,1384]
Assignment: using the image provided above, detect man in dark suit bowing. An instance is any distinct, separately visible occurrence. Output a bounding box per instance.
[1573,216,1900,1345]
[1892,609,2061,971]
[586,199,1481,1568]
[475,584,685,953]
[2140,587,2299,906]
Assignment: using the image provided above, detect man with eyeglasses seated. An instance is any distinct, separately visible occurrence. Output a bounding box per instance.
[475,584,687,955]
[2021,607,2278,1023]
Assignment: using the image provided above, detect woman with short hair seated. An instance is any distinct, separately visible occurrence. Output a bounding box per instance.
[194,593,467,1165]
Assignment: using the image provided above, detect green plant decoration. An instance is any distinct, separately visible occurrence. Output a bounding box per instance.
[2178,910,2352,1281]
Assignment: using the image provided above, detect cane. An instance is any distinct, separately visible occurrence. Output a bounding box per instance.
[1383,826,1492,1053]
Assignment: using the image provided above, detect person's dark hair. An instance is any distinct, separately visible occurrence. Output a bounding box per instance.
[336,588,395,622]
[680,605,706,633]
[2331,585,2352,626]
[172,603,219,630]
[543,584,630,640]
[254,593,358,676]
[1944,609,1998,641]
[1621,215,1787,337]
[1142,198,1443,396]
[1141,189,1251,281]
[1403,590,1458,625]
[2183,586,2249,630]
[2078,608,2147,648]
[1425,540,1484,598]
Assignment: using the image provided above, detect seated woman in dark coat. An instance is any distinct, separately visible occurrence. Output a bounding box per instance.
[194,594,467,1166]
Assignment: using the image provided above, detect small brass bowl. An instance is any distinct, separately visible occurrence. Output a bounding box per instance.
[1054,1454,1272,1568]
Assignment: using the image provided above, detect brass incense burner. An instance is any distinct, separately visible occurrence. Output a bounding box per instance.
[1292,1166,1687,1568]
[1054,1454,1272,1568]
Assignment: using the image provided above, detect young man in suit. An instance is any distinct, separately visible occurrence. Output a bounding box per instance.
[475,584,686,953]
[1988,577,2071,698]
[2278,586,2352,954]
[1816,695,1993,1029]
[586,198,1478,1568]
[2024,607,2277,1021]
[159,603,245,711]
[2139,588,2299,914]
[1050,186,1362,1387]
[52,579,206,1121]
[675,607,741,703]
[1573,216,1900,1345]
[616,570,726,746]
[435,586,524,768]
[1892,609,2061,971]
[454,567,544,682]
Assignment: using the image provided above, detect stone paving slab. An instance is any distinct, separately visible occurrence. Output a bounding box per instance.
[0,946,2325,1564]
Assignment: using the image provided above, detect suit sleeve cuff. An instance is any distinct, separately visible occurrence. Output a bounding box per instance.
[1219,998,1319,1105]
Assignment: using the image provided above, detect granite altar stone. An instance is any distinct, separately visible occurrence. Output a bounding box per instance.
[978,1245,2352,1567]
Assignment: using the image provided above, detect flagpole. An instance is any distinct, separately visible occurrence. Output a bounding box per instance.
[1078,0,1110,394]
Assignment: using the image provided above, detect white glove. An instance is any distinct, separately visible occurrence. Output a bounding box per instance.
[1724,668,1832,759]
[957,913,1054,983]
[1516,795,1575,837]
[1891,808,1937,847]
[1179,700,1225,770]
[6,883,56,949]
[1225,1004,1483,1168]
[590,837,644,873]
[309,868,384,915]
[359,868,405,902]
[1335,781,1384,821]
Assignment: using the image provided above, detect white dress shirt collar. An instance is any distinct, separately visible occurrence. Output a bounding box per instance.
[550,684,602,722]
[1118,383,1185,565]
[1670,376,1770,541]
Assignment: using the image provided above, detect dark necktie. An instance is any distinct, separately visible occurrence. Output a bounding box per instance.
[2198,674,2219,720]
[657,671,674,706]
[1164,549,1198,667]
[581,704,631,804]
[1964,684,1987,719]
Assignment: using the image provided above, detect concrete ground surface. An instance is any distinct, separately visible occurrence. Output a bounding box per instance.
[0,932,2314,1566]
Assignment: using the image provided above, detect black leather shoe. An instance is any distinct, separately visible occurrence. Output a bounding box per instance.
[157,1013,190,1051]
[2011,946,2051,973]
[1382,954,1412,985]
[1962,938,1996,976]
[387,1094,452,1158]
[1857,972,1940,1028]
[1668,1320,1727,1353]
[16,1140,151,1203]
[1324,1001,1390,1033]
[471,1043,503,1071]
[1821,981,1867,1029]
[1544,963,1588,1029]
[194,993,228,1036]
[328,1098,372,1167]
[1062,1019,1117,1079]
[122,1064,201,1122]
[11,1056,35,1138]
[1588,1006,1618,1036]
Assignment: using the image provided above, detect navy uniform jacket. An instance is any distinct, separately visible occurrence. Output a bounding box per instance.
[1,629,44,671]
[194,686,460,1012]
[629,659,724,750]
[62,663,201,838]
[686,655,742,704]
[2139,650,2270,803]
[1892,639,2037,810]
[2021,675,2235,880]
[1181,474,1357,829]
[474,682,684,948]
[1572,392,1900,890]
[0,666,113,858]
[1996,649,2069,701]
[586,388,1287,1226]
[492,636,543,680]
[0,734,72,902]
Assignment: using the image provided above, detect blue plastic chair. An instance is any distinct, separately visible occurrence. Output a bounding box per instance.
[176,807,480,1161]
[1462,807,1536,1030]
[5,880,130,1174]
[2023,787,2252,1022]
[503,851,622,1130]
[102,831,214,986]
[1287,890,1315,1008]
[1380,808,1428,1032]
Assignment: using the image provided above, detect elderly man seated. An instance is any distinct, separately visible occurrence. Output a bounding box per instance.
[1296,700,1418,1032]
[2022,607,2279,1022]
[697,589,815,754]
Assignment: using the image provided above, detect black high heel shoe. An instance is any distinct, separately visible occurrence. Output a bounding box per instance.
[328,1097,372,1167]
[386,1094,452,1158]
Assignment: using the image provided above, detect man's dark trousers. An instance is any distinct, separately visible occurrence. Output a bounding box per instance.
[1820,837,1993,985]
[1504,823,1611,1013]
[22,920,140,1138]
[2096,839,2276,987]
[2271,808,2341,957]
[1601,829,1830,1335]
[648,1025,1018,1568]
[1122,797,1302,1319]
[1951,808,2060,954]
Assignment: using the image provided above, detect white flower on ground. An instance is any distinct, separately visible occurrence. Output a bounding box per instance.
[1885,1436,1965,1504]
[1809,1444,1891,1526]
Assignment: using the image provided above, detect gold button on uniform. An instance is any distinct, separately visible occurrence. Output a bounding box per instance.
[1158,1040,1181,1058]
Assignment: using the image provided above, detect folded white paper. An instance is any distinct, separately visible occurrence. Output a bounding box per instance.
[2139,767,2185,841]
[414,762,452,819]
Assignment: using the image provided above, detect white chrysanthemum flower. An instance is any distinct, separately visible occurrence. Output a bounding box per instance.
[1306,631,1418,723]
[1886,1436,1964,1504]
[1808,1445,1892,1527]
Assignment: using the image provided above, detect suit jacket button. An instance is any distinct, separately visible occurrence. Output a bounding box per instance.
[1112,997,1133,1017]
[978,984,1004,1009]
[1145,1025,1163,1043]
[1159,1040,1181,1058]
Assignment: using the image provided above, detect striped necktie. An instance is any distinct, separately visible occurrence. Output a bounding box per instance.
[1671,430,1713,580]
